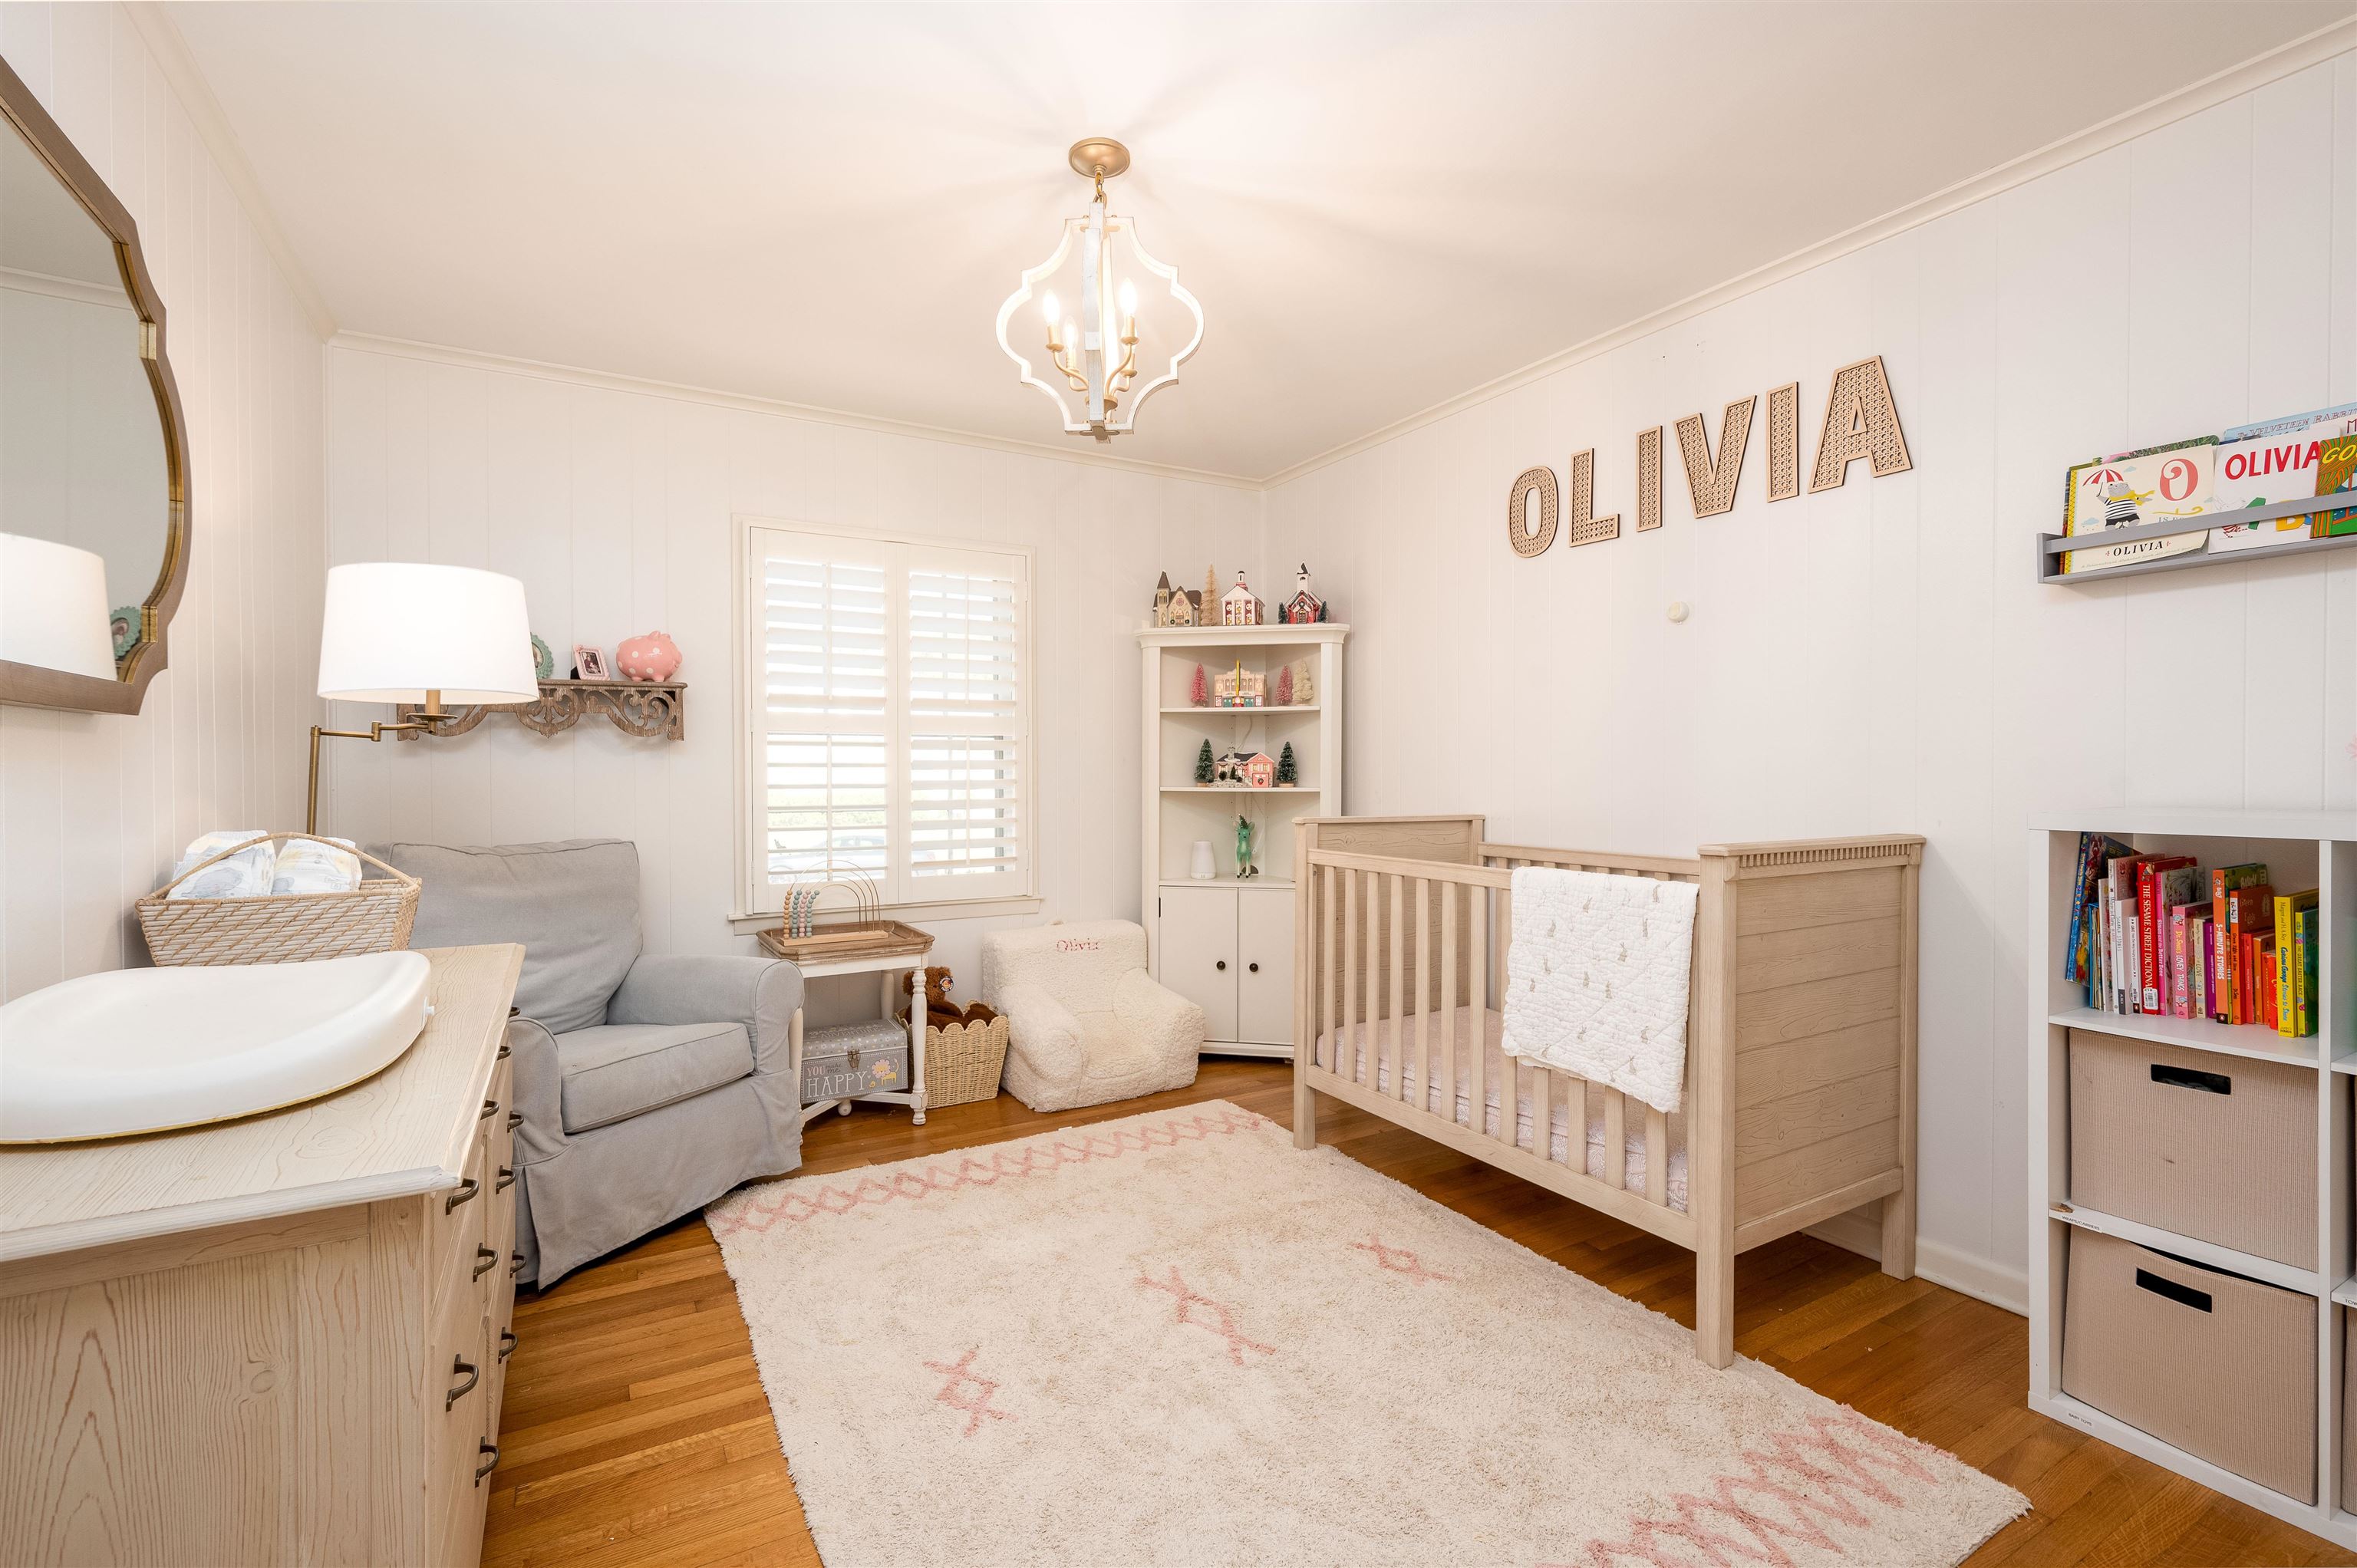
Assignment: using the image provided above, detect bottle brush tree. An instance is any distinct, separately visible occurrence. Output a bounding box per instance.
[1189,662,1208,707]
[1195,739,1215,785]
[1273,663,1294,707]
[1276,741,1297,786]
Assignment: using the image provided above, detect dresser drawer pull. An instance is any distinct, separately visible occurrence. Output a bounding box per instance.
[446,1355,480,1408]
[480,1097,499,1122]
[472,1244,498,1281]
[474,1439,499,1484]
[495,1164,516,1194]
[509,1250,526,1279]
[444,1178,480,1214]
[497,1041,512,1060]
[499,1327,517,1362]
[506,1110,522,1132]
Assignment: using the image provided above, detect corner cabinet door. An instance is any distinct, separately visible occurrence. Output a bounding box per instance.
[1235,888,1295,1047]
[1158,885,1239,1043]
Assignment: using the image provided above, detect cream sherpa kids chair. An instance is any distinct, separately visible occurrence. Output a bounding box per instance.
[978,920,1203,1111]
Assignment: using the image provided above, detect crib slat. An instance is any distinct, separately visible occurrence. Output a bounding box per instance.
[1342,868,1360,1084]
[1469,883,1488,1142]
[1365,874,1384,1092]
[1320,865,1337,1072]
[1414,878,1432,1115]
[1376,868,1395,1099]
[1439,884,1459,1126]
[1647,1105,1670,1204]
[1528,1065,1550,1158]
[1605,1089,1627,1190]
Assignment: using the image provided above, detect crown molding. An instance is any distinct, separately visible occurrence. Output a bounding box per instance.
[122,2,337,341]
[327,331,1265,490]
[1257,18,2357,492]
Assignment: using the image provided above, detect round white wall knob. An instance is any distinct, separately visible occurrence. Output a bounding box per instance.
[1666,601,1690,623]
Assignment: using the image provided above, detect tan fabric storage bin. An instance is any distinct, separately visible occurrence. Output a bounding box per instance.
[2062,1228,2316,1502]
[2344,1312,2355,1512]
[2068,1028,2316,1269]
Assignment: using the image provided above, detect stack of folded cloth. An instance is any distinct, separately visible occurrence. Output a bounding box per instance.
[165,832,362,899]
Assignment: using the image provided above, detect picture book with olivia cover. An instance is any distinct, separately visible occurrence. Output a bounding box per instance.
[2061,436,2217,574]
[2210,401,2357,551]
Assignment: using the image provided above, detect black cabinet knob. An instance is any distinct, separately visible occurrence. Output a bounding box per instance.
[1215,960,1226,971]
[1248,962,1259,973]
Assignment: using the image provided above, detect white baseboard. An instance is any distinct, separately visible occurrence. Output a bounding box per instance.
[1804,1211,2029,1319]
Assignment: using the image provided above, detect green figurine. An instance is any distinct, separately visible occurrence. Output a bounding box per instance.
[1235,813,1258,879]
[1195,739,1215,785]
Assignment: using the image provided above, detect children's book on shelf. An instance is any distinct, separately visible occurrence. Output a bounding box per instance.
[2210,404,2357,551]
[2273,888,2320,1038]
[2208,863,2266,1022]
[2059,439,2217,575]
[2317,427,2357,536]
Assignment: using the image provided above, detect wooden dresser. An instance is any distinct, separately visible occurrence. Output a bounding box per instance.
[0,944,526,1567]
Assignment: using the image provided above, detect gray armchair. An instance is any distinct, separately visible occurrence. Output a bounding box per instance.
[372,838,803,1286]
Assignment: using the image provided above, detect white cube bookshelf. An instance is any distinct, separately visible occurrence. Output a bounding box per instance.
[2027,808,2357,1549]
[1138,624,1346,1058]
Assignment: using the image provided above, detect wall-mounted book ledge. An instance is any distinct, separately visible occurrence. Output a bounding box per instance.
[2038,494,2356,585]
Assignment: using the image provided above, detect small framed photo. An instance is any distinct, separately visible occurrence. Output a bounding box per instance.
[572,644,611,680]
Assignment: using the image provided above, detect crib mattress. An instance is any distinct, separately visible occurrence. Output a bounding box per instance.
[1314,1006,1688,1211]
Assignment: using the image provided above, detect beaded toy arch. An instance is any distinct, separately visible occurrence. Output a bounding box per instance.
[779,855,883,939]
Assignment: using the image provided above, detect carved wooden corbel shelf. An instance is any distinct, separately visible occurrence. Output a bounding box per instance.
[396,680,684,742]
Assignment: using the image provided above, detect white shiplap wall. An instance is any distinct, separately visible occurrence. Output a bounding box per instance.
[319,342,1263,987]
[1265,56,2357,1309]
[0,5,325,1003]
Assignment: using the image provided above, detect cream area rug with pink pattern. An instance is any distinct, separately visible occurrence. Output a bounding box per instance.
[706,1102,2025,1568]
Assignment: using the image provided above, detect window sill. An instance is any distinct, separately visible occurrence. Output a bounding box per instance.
[727,894,1043,935]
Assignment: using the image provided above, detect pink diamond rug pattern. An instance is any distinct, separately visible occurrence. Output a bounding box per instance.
[705,1101,2025,1566]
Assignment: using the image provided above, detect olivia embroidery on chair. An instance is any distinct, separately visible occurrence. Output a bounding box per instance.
[705,1105,1270,1237]
[1136,1267,1274,1367]
[922,1348,1016,1438]
[1544,1414,1944,1568]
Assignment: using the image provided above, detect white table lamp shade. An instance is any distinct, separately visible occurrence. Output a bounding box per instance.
[1,533,118,680]
[316,563,539,703]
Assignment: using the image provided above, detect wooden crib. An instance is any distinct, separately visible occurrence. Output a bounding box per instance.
[1290,815,1924,1367]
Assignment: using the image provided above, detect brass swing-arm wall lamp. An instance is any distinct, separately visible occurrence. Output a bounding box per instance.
[307,563,539,834]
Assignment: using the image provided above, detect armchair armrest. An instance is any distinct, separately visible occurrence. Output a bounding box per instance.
[1113,968,1206,1058]
[608,954,803,1072]
[504,1016,569,1165]
[993,980,1088,1084]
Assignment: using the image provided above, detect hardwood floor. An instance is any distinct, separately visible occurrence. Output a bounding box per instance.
[481,1062,2349,1568]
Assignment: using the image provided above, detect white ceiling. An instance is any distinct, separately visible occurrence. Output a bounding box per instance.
[169,1,2347,482]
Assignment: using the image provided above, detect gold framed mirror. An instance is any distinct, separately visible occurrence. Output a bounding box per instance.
[0,53,190,715]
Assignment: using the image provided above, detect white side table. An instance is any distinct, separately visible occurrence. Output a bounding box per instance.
[759,921,935,1126]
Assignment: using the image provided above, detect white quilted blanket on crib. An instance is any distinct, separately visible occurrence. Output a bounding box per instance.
[1500,867,1697,1115]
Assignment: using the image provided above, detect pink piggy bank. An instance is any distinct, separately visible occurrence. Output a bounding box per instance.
[615,631,682,682]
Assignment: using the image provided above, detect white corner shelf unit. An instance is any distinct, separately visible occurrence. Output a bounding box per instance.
[2028,808,2357,1550]
[1138,623,1346,1059]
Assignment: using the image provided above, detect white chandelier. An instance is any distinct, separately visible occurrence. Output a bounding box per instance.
[994,138,1204,443]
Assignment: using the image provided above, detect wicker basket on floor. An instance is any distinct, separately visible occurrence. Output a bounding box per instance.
[925,1016,1010,1108]
[136,832,420,965]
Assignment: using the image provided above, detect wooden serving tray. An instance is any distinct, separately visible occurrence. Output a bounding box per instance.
[757,918,934,965]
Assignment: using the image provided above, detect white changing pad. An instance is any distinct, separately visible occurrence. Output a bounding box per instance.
[1315,1006,1689,1211]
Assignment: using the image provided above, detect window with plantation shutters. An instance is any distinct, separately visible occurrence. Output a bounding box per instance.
[741,522,1032,913]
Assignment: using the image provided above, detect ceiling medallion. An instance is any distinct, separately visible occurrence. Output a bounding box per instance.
[994,137,1204,443]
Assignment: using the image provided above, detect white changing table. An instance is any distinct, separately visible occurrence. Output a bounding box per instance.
[760,921,935,1126]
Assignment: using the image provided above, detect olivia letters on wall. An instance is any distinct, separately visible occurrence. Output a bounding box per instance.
[1507,354,1911,557]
